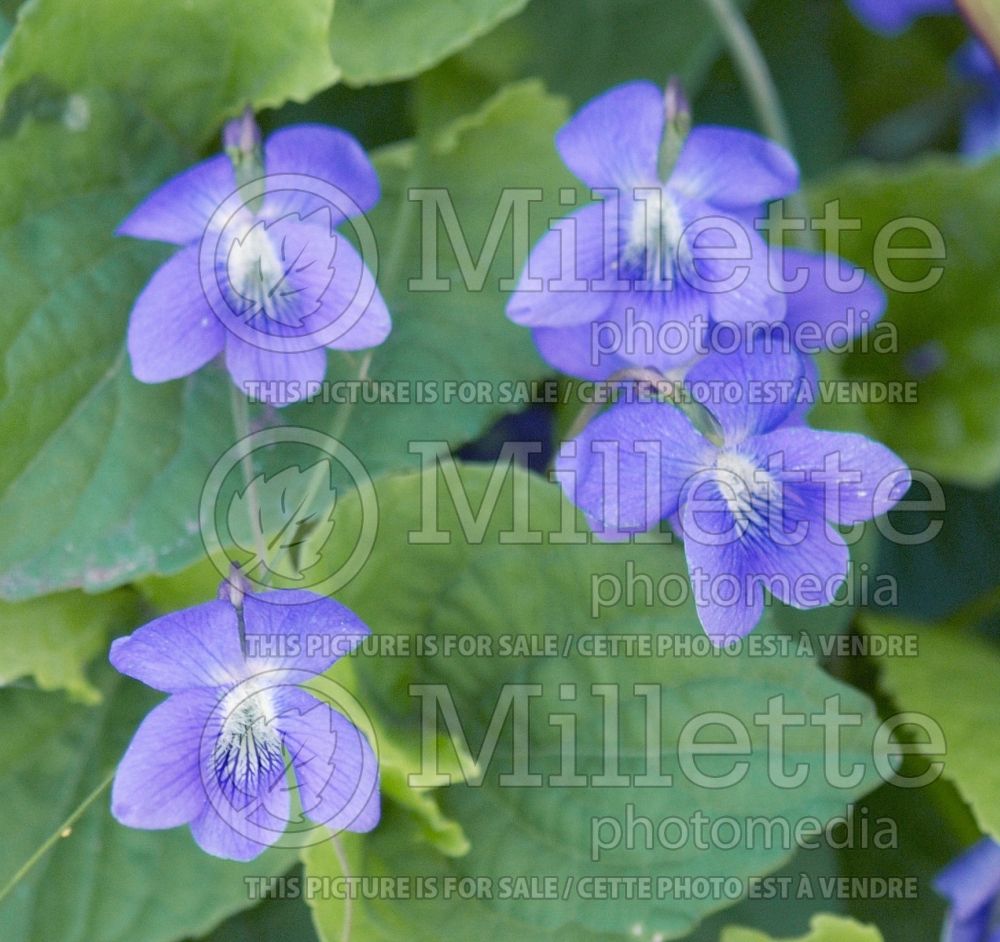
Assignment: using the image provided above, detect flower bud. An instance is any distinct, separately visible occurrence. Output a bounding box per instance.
[223,107,261,156]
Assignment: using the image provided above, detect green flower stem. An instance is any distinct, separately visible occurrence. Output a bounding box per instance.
[0,767,116,906]
[230,351,374,587]
[701,0,818,250]
[229,383,270,589]
[279,350,375,559]
[330,835,354,942]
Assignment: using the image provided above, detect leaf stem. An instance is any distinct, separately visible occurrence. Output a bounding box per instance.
[248,351,373,583]
[229,383,269,586]
[276,353,375,578]
[330,835,353,942]
[0,767,116,905]
[700,0,818,250]
[295,351,374,523]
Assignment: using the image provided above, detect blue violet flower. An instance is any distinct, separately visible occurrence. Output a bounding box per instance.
[109,588,381,861]
[935,837,1000,942]
[847,0,954,35]
[119,112,391,406]
[555,348,911,643]
[506,81,885,384]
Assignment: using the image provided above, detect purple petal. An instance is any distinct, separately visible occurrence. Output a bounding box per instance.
[679,471,849,638]
[670,126,799,211]
[532,318,629,380]
[685,344,805,442]
[313,235,391,351]
[555,401,708,541]
[277,688,381,833]
[506,203,616,328]
[743,508,850,610]
[532,283,709,380]
[689,218,785,326]
[111,688,217,829]
[110,600,245,693]
[962,94,1000,161]
[602,280,712,371]
[556,81,664,189]
[118,155,235,245]
[243,590,371,677]
[935,838,1000,920]
[781,353,819,427]
[218,212,390,352]
[780,251,886,351]
[224,336,328,406]
[221,211,337,332]
[847,0,954,34]
[127,245,226,383]
[679,494,765,644]
[956,40,999,82]
[754,427,912,526]
[188,774,290,862]
[263,125,379,222]
[943,912,996,942]
[955,41,1000,159]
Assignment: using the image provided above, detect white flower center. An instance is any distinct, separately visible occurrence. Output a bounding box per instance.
[625,187,691,284]
[712,450,778,525]
[226,220,286,316]
[213,687,285,798]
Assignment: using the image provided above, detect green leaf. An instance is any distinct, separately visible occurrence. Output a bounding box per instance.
[837,778,967,941]
[807,156,1000,486]
[874,480,1000,623]
[0,0,338,143]
[287,79,567,481]
[0,92,237,600]
[329,654,473,860]
[861,614,1000,841]
[372,728,472,859]
[185,870,319,942]
[0,588,138,703]
[453,0,751,110]
[832,13,966,162]
[0,81,571,599]
[0,666,296,942]
[695,0,848,179]
[682,846,847,941]
[138,559,227,616]
[304,463,887,941]
[721,914,884,942]
[329,0,529,85]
